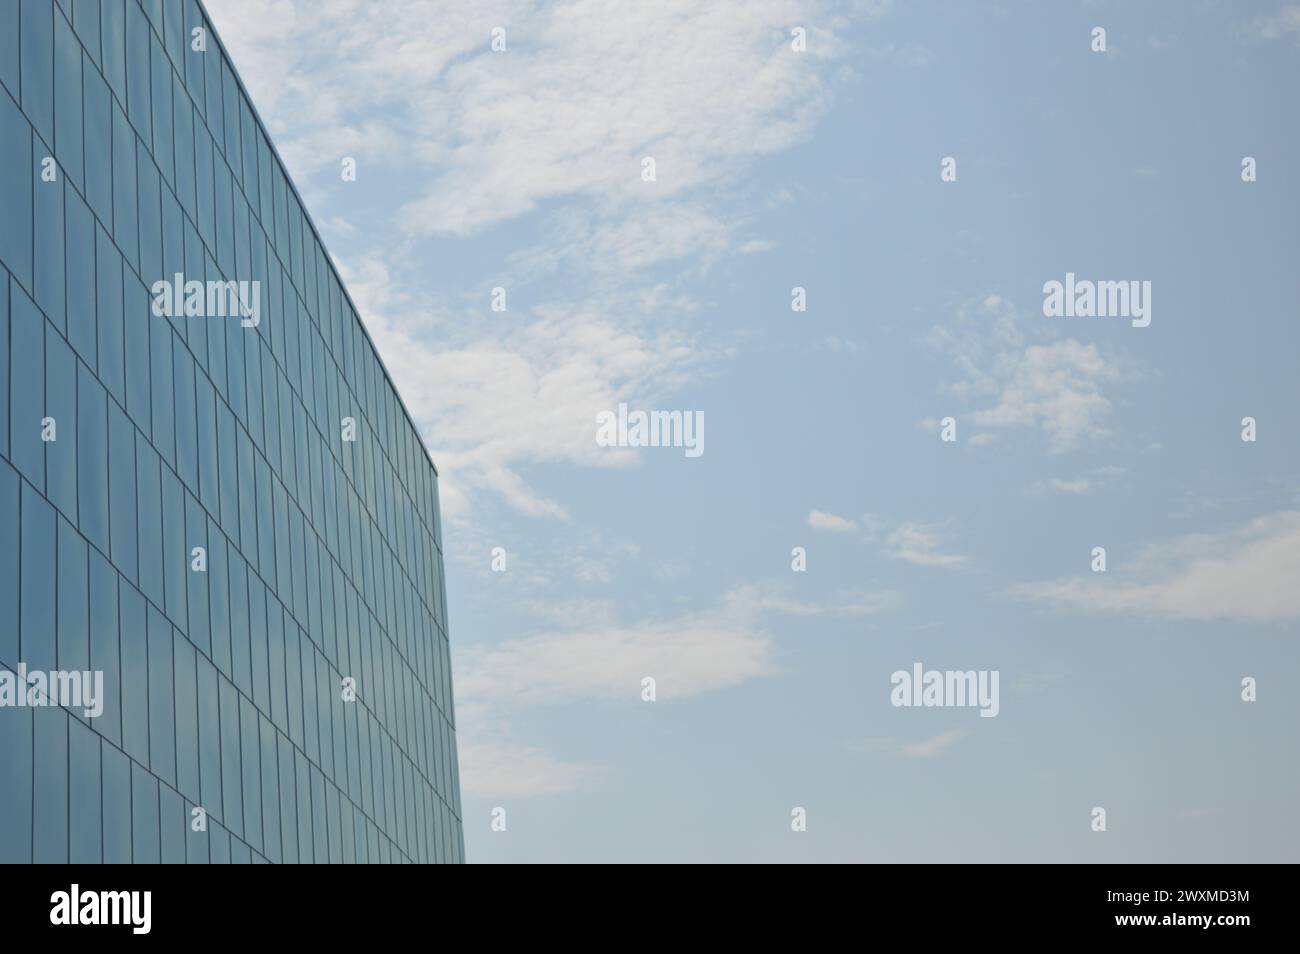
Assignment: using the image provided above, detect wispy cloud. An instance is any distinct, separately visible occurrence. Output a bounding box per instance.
[852,729,968,758]
[808,509,859,533]
[1008,511,1300,623]
[1240,5,1300,42]
[926,294,1130,452]
[883,522,967,569]
[457,739,600,799]
[209,0,883,518]
[901,729,968,758]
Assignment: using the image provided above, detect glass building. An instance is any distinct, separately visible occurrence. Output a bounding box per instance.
[0,0,463,862]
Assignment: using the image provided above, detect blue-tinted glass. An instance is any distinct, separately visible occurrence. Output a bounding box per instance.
[56,516,89,674]
[53,11,83,190]
[161,465,188,628]
[219,676,242,838]
[194,119,214,247]
[0,463,17,662]
[302,644,319,764]
[221,62,241,183]
[162,0,184,71]
[0,272,8,458]
[64,188,95,367]
[209,821,230,863]
[136,153,163,295]
[33,141,65,331]
[20,0,54,144]
[150,34,173,185]
[185,490,209,655]
[20,482,56,672]
[185,798,208,863]
[101,743,131,863]
[119,580,149,764]
[236,426,256,567]
[182,1,204,115]
[209,524,231,676]
[8,288,44,493]
[205,260,228,399]
[147,604,175,785]
[88,551,121,745]
[196,654,222,820]
[131,762,160,863]
[216,401,238,544]
[172,334,197,488]
[182,218,206,367]
[44,326,77,516]
[76,363,109,552]
[150,309,175,465]
[81,53,112,226]
[0,96,32,291]
[68,718,102,862]
[32,707,67,862]
[110,103,138,272]
[0,702,32,862]
[248,570,268,712]
[172,632,199,804]
[124,275,152,437]
[195,369,218,513]
[125,0,151,143]
[0,2,17,99]
[277,731,297,863]
[231,838,251,864]
[95,226,125,404]
[136,437,163,606]
[258,713,280,863]
[243,322,263,448]
[238,695,261,852]
[107,401,138,582]
[100,0,126,106]
[267,598,287,732]
[229,550,250,691]
[214,155,234,275]
[295,750,313,863]
[172,71,195,217]
[159,786,185,863]
[203,38,223,138]
[71,0,100,67]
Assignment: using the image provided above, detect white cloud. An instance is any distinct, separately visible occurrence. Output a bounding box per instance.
[883,522,967,569]
[852,729,968,758]
[457,739,600,799]
[901,729,967,758]
[808,509,859,533]
[207,0,880,518]
[1008,511,1300,623]
[1241,5,1300,41]
[454,588,777,710]
[926,294,1128,452]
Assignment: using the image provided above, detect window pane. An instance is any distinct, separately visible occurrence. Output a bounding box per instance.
[172,630,199,803]
[56,516,89,674]
[107,401,138,582]
[95,225,125,405]
[0,702,32,862]
[44,325,77,516]
[20,481,56,673]
[131,762,160,863]
[147,603,176,785]
[159,785,185,863]
[9,283,45,488]
[20,0,54,144]
[196,653,222,820]
[136,437,163,606]
[88,549,121,745]
[68,718,102,862]
[101,742,131,863]
[119,579,149,764]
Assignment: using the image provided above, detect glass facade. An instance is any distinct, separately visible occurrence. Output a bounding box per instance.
[0,0,463,863]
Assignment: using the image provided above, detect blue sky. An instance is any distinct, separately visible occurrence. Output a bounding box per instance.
[208,0,1300,862]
